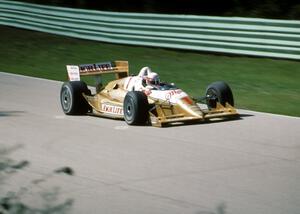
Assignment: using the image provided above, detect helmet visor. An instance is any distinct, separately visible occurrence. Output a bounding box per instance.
[149,76,160,85]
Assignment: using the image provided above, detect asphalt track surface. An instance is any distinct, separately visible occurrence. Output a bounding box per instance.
[1,71,300,214]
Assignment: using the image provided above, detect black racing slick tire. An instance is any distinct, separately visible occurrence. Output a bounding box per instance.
[206,81,234,109]
[123,91,149,125]
[60,81,91,115]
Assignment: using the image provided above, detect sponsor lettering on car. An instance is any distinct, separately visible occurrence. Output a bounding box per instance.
[79,62,114,74]
[101,103,123,115]
[165,89,183,100]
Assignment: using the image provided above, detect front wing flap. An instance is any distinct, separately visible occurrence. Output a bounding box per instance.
[149,102,238,127]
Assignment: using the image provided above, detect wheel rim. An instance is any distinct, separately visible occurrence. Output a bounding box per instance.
[206,88,219,108]
[207,89,218,101]
[61,86,72,112]
[124,97,134,122]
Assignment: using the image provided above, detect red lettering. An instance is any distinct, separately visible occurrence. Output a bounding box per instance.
[165,89,183,100]
[102,104,123,115]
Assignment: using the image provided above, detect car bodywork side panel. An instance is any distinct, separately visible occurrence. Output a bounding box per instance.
[83,79,127,119]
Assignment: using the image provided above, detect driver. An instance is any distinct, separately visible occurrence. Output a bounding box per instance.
[125,67,161,93]
[128,66,160,93]
[138,66,160,88]
[143,71,160,87]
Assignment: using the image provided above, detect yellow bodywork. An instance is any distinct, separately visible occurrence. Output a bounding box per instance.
[147,99,237,127]
[84,79,238,127]
[73,60,238,127]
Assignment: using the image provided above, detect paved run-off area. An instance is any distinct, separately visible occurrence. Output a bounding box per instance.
[0,72,300,214]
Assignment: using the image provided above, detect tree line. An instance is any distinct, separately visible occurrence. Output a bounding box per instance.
[16,0,300,20]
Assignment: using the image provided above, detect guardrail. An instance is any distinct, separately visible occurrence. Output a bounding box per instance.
[0,0,300,60]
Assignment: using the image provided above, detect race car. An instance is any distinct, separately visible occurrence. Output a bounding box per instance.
[60,61,238,127]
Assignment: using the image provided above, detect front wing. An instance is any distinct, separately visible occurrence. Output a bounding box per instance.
[149,102,238,127]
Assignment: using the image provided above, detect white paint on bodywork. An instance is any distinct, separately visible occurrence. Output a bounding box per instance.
[149,89,188,104]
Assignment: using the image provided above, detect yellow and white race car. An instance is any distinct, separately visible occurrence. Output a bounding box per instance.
[60,61,238,127]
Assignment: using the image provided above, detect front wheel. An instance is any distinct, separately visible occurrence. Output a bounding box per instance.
[206,81,234,109]
[123,91,149,125]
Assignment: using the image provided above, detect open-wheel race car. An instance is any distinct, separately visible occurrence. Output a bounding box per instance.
[60,61,238,127]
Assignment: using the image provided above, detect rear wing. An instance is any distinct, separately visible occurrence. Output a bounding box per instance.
[66,61,129,81]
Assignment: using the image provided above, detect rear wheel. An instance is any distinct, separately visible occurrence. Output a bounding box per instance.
[60,81,91,115]
[123,91,149,125]
[206,81,234,109]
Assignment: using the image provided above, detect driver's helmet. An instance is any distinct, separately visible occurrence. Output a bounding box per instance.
[138,67,152,77]
[145,72,160,85]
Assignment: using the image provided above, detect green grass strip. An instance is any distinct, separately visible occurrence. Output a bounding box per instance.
[1,26,299,116]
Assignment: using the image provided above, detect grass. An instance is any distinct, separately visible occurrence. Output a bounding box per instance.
[1,26,299,116]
